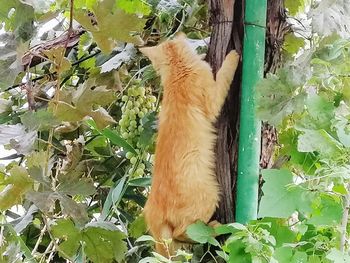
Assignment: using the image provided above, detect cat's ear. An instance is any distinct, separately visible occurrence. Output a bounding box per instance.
[139,46,161,66]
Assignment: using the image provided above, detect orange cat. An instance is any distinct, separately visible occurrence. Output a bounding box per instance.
[140,33,239,257]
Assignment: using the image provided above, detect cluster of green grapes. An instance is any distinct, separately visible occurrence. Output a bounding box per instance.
[118,84,157,177]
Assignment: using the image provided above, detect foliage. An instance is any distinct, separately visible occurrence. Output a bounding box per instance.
[1,0,350,262]
[0,0,210,262]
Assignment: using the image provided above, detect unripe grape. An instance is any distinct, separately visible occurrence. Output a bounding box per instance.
[127,101,133,109]
[149,96,157,103]
[138,112,145,118]
[126,152,134,159]
[136,168,144,176]
[138,87,145,96]
[130,157,137,164]
[122,95,128,102]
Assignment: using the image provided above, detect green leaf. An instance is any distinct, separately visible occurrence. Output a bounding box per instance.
[74,0,145,53]
[297,129,343,156]
[0,36,26,90]
[82,226,127,263]
[333,104,350,147]
[258,169,311,218]
[58,196,89,225]
[308,194,342,225]
[135,235,156,243]
[283,33,305,54]
[256,69,306,126]
[57,178,95,196]
[258,218,296,247]
[50,101,85,122]
[97,125,136,154]
[26,191,56,212]
[90,107,116,130]
[51,219,81,258]
[326,248,350,263]
[186,221,220,246]
[285,0,307,15]
[278,127,318,173]
[21,109,59,131]
[116,0,151,15]
[111,176,127,203]
[0,166,33,210]
[305,94,334,130]
[129,214,147,238]
[128,177,151,187]
[309,0,350,38]
[100,176,127,220]
[26,151,47,169]
[225,240,252,263]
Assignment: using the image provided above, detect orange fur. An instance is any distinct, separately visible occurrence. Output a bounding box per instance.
[140,33,239,257]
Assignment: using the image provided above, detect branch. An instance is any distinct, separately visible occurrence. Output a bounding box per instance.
[5,50,101,92]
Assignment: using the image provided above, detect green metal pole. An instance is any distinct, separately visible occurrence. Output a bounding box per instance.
[235,0,267,224]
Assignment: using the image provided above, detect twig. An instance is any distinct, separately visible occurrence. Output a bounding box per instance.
[5,51,101,92]
[32,224,47,256]
[340,184,350,252]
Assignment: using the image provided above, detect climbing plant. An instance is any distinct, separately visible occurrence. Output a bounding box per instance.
[0,0,350,262]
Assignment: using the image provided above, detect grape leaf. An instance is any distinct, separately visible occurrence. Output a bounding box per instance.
[21,109,59,131]
[283,33,305,55]
[51,219,82,258]
[256,69,306,126]
[308,194,342,225]
[186,221,220,246]
[0,166,33,210]
[50,79,116,123]
[285,0,307,15]
[58,196,89,225]
[90,107,116,130]
[116,0,151,15]
[83,226,127,263]
[258,169,312,218]
[129,215,147,238]
[333,104,350,147]
[0,35,26,91]
[26,191,57,212]
[309,0,350,38]
[297,129,343,157]
[0,124,36,154]
[74,0,145,53]
[57,178,95,196]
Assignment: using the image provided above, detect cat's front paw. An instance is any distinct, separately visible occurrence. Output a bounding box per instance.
[225,50,240,64]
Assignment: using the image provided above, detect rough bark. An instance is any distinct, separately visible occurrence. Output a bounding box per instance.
[207,0,289,223]
[206,0,244,223]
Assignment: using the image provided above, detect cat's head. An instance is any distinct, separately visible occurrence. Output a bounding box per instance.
[139,32,191,73]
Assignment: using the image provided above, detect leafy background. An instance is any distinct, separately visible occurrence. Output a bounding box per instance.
[0,0,350,262]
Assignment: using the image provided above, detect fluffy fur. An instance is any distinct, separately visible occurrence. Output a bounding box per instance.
[140,33,239,257]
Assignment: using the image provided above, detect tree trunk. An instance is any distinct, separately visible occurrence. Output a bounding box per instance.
[207,0,289,223]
